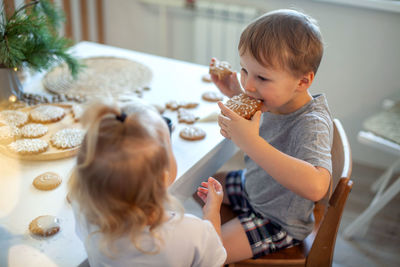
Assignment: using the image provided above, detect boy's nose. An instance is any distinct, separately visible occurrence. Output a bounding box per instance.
[243,78,256,92]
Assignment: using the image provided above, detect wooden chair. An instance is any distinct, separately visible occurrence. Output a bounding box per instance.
[2,0,105,43]
[227,118,353,267]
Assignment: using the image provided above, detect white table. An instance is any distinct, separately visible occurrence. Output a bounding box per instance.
[0,42,237,267]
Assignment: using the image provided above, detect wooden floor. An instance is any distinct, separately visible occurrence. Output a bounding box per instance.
[183,152,400,267]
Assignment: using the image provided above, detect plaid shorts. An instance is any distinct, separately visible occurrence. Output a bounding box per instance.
[225,170,300,258]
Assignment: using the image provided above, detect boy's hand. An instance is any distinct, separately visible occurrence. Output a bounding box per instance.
[217,101,262,148]
[210,58,242,98]
[197,177,224,215]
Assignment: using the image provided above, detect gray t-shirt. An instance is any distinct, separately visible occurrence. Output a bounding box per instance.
[244,94,333,240]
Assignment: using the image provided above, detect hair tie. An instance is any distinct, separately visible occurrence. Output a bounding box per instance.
[116,112,127,122]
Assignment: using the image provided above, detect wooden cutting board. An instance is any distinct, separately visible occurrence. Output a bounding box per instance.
[0,104,83,161]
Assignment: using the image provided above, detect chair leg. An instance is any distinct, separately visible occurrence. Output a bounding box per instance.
[343,175,400,239]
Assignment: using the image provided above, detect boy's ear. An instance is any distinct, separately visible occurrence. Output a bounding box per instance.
[297,71,314,91]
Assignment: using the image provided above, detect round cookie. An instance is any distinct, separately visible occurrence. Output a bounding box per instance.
[33,172,62,191]
[0,125,21,144]
[178,108,199,124]
[29,105,65,123]
[202,73,212,83]
[29,215,60,237]
[225,93,262,120]
[8,139,49,155]
[179,126,206,141]
[202,91,224,102]
[20,123,48,138]
[50,128,85,149]
[0,110,28,127]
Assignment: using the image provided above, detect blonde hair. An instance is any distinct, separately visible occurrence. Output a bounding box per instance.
[68,101,182,254]
[239,9,323,78]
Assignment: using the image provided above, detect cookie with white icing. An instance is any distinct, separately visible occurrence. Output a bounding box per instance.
[20,123,48,138]
[29,105,65,123]
[8,139,49,154]
[50,128,85,149]
[0,110,28,127]
[0,125,21,144]
[29,215,60,237]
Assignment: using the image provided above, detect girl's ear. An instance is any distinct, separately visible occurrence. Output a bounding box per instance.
[297,71,314,91]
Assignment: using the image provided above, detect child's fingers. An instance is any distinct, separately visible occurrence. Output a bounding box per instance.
[196,191,207,203]
[208,177,223,193]
[197,187,208,194]
[217,101,241,120]
[200,181,208,188]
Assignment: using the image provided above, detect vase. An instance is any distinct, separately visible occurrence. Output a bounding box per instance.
[0,66,24,102]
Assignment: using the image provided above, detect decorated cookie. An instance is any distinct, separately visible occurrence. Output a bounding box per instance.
[29,105,65,123]
[0,125,21,144]
[179,126,206,141]
[202,73,212,82]
[225,93,262,120]
[29,215,60,237]
[202,91,224,102]
[209,58,233,80]
[20,123,48,138]
[166,101,199,111]
[178,108,199,124]
[0,110,28,127]
[50,128,85,149]
[71,104,84,122]
[33,172,62,191]
[8,139,49,155]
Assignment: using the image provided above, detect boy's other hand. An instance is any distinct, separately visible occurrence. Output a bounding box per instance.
[197,177,223,215]
[217,101,261,148]
[210,58,242,98]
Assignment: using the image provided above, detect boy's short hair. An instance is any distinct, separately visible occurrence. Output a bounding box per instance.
[239,9,324,78]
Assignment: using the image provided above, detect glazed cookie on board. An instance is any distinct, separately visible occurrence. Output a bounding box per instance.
[33,172,62,191]
[225,93,262,120]
[29,105,65,123]
[179,126,206,141]
[29,215,60,237]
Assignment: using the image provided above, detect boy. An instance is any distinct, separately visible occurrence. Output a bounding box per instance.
[197,9,333,263]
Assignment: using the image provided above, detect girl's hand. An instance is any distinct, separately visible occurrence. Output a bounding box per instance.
[217,101,262,149]
[210,58,242,98]
[196,177,223,215]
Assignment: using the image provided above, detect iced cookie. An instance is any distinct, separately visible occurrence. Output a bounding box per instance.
[178,108,199,124]
[225,93,262,120]
[0,110,28,127]
[50,128,85,149]
[20,123,48,138]
[179,126,206,141]
[29,105,65,123]
[202,73,212,82]
[209,58,233,80]
[8,139,49,155]
[29,215,60,237]
[202,91,224,102]
[33,172,62,191]
[166,101,199,111]
[0,125,21,144]
[71,104,84,122]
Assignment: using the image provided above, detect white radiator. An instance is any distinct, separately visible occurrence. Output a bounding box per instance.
[193,2,258,71]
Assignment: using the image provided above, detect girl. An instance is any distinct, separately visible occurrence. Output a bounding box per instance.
[68,101,226,267]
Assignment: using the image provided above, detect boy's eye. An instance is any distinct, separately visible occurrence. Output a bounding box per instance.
[258,76,268,81]
[241,68,248,74]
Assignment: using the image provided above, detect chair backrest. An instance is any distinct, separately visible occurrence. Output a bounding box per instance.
[305,118,353,267]
[2,0,105,44]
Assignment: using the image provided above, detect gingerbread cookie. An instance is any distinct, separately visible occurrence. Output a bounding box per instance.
[29,215,60,237]
[33,172,62,191]
[225,93,262,120]
[202,91,224,102]
[0,110,28,127]
[8,139,49,155]
[209,58,233,80]
[29,105,65,123]
[0,125,21,144]
[50,128,85,149]
[179,126,206,141]
[178,108,199,124]
[166,101,199,111]
[20,123,48,138]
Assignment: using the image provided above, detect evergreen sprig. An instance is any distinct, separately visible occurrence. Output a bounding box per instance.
[0,0,81,77]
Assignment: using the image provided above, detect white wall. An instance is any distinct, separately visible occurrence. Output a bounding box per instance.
[104,0,400,168]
